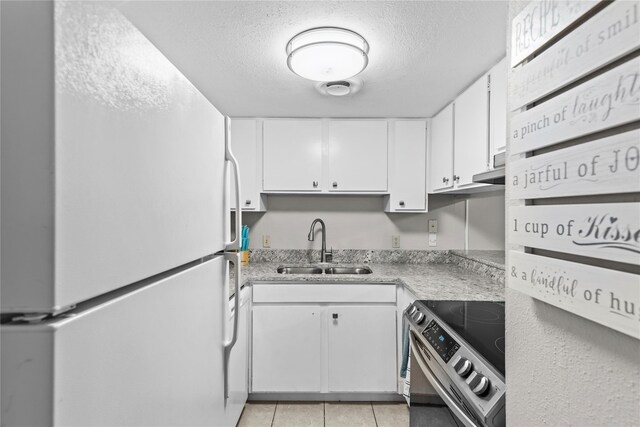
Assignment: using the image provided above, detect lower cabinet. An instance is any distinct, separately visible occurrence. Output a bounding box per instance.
[251,284,398,394]
[327,306,397,392]
[252,305,323,392]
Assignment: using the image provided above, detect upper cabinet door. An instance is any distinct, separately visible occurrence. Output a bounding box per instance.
[489,57,507,157]
[328,120,388,192]
[454,74,489,187]
[429,104,454,192]
[263,119,323,192]
[390,120,426,210]
[230,119,263,210]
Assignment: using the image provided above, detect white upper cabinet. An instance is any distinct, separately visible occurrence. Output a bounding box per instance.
[489,57,507,157]
[230,119,265,211]
[262,119,323,192]
[429,104,455,192]
[453,73,489,188]
[328,120,388,192]
[387,120,427,211]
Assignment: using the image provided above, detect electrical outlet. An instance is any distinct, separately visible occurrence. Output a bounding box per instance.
[392,235,400,248]
[428,219,438,233]
[262,235,271,248]
[429,232,437,247]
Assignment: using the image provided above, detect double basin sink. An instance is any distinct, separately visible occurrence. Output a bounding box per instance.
[276,266,373,275]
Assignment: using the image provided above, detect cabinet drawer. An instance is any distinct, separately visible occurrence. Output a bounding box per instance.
[252,283,396,303]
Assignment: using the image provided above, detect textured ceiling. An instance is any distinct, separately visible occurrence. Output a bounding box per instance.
[119,1,507,118]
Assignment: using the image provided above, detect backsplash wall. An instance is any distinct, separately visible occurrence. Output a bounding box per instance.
[241,191,505,250]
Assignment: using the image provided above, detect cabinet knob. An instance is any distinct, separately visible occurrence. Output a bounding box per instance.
[313,181,318,188]
[245,199,251,205]
[332,313,338,319]
[332,182,338,188]
[442,177,448,183]
[453,175,460,182]
[399,200,405,206]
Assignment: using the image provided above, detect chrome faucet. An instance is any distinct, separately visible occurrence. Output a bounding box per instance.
[307,218,332,263]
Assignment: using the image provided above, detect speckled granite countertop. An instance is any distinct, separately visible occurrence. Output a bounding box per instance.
[232,249,505,302]
[450,250,505,269]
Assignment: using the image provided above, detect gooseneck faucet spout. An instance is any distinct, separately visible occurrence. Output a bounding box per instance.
[308,218,332,263]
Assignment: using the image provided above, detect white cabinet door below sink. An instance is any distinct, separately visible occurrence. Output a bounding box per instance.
[252,305,322,392]
[327,305,397,392]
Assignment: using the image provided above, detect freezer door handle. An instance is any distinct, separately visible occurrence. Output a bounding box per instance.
[223,251,241,400]
[225,116,242,251]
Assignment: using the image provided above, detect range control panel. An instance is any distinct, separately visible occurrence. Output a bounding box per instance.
[422,320,460,363]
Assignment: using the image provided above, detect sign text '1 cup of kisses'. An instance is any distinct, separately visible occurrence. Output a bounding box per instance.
[510,203,640,265]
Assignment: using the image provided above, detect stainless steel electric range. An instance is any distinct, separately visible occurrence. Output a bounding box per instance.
[404,300,505,427]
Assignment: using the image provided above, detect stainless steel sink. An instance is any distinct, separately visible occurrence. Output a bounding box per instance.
[324,266,373,275]
[276,265,373,275]
[276,266,324,274]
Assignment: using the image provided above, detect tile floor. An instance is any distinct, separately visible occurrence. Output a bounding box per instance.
[237,401,409,427]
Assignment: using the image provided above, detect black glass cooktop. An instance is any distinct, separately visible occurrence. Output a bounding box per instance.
[420,300,505,376]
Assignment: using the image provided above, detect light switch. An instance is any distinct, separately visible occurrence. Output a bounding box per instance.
[392,235,400,248]
[428,219,438,233]
[429,233,437,247]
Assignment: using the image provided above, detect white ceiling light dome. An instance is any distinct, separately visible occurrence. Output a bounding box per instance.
[286,27,369,81]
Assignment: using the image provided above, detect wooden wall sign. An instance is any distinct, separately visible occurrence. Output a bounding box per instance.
[509,0,640,340]
[510,129,640,199]
[509,251,640,339]
[509,203,640,264]
[511,1,640,110]
[511,0,600,67]
[510,56,640,155]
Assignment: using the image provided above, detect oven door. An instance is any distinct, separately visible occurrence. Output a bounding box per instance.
[410,331,480,427]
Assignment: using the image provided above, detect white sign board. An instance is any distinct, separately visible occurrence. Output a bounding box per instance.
[510,57,640,155]
[511,0,600,67]
[509,129,640,199]
[511,1,640,110]
[509,203,640,265]
[509,251,640,339]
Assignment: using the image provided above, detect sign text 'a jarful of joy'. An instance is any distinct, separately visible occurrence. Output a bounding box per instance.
[510,129,640,199]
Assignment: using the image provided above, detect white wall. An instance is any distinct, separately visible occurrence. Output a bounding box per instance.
[505,2,640,426]
[242,191,505,250]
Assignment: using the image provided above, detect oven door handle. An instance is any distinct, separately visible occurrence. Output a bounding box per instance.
[410,332,480,427]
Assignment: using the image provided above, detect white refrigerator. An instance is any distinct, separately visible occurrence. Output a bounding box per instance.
[1,1,246,426]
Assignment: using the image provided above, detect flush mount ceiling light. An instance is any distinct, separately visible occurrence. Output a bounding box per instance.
[286,27,369,81]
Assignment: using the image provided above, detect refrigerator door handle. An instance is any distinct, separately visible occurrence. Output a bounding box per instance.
[223,251,241,400]
[225,116,242,252]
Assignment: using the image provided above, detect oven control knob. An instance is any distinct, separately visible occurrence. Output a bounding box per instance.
[468,372,490,396]
[408,306,417,316]
[414,312,425,324]
[453,356,473,377]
